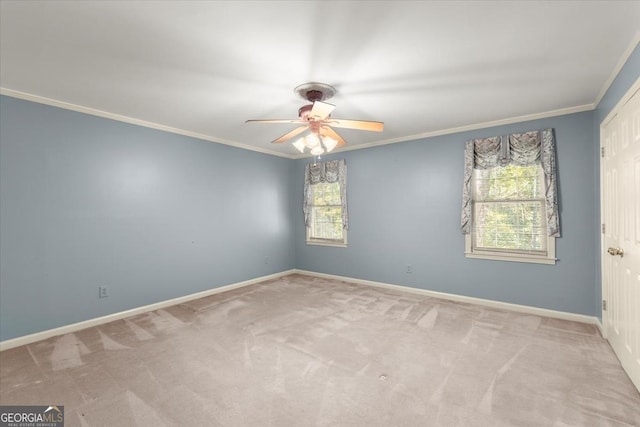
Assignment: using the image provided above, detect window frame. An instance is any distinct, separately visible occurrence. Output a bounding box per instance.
[465,164,556,265]
[465,233,555,264]
[305,181,348,247]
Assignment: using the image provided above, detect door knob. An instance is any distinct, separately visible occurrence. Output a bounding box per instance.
[607,247,624,257]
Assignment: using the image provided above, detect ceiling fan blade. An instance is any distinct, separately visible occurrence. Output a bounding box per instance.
[325,119,384,132]
[320,126,347,148]
[310,101,336,120]
[272,126,309,144]
[246,119,306,125]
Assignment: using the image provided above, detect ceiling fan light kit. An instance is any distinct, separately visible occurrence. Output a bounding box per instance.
[292,133,338,155]
[246,82,384,155]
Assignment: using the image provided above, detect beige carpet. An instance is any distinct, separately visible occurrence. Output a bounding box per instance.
[1,274,639,426]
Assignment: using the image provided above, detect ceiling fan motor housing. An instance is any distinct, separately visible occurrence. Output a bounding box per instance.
[294,82,336,102]
[304,90,324,102]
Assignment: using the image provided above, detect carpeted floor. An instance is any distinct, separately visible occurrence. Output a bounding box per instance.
[1,274,639,426]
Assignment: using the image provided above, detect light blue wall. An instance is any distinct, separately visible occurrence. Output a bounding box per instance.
[1,45,637,341]
[294,111,598,315]
[593,43,640,320]
[596,44,640,125]
[293,44,638,317]
[0,95,295,341]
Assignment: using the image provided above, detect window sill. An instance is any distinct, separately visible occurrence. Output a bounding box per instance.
[306,240,347,248]
[465,252,556,265]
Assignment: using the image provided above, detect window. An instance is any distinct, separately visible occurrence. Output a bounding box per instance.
[467,163,554,263]
[307,181,347,245]
[303,159,348,247]
[461,129,559,264]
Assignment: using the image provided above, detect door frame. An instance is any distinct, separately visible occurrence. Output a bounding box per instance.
[599,75,640,339]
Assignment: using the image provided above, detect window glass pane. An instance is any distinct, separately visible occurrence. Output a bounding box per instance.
[309,182,343,241]
[310,206,343,240]
[474,164,541,201]
[312,182,341,205]
[473,200,545,252]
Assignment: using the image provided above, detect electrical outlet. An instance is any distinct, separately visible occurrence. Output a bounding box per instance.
[406,264,413,274]
[98,286,109,298]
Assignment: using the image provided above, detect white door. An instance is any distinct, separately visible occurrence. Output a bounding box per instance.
[601,78,640,392]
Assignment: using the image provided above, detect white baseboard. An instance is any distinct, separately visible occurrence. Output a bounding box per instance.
[295,269,599,326]
[1,268,599,351]
[0,270,296,351]
[596,317,605,337]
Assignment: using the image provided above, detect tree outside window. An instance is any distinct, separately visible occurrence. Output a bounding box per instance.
[473,164,546,253]
[308,182,344,242]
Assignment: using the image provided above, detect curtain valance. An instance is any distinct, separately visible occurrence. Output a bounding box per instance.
[461,128,559,237]
[306,159,344,185]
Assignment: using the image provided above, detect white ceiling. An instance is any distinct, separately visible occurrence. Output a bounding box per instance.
[1,1,639,158]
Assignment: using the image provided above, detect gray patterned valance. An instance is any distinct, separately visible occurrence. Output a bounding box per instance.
[461,128,559,237]
[303,159,348,229]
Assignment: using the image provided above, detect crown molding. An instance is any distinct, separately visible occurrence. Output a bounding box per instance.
[0,88,297,159]
[292,103,595,158]
[593,32,640,108]
[0,88,598,159]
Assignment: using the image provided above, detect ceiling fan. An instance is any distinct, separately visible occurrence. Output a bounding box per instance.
[245,82,384,155]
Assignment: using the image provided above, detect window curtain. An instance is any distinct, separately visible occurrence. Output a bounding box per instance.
[460,128,559,237]
[303,159,348,229]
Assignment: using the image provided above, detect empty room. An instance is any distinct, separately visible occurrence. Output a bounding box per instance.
[1,1,639,426]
